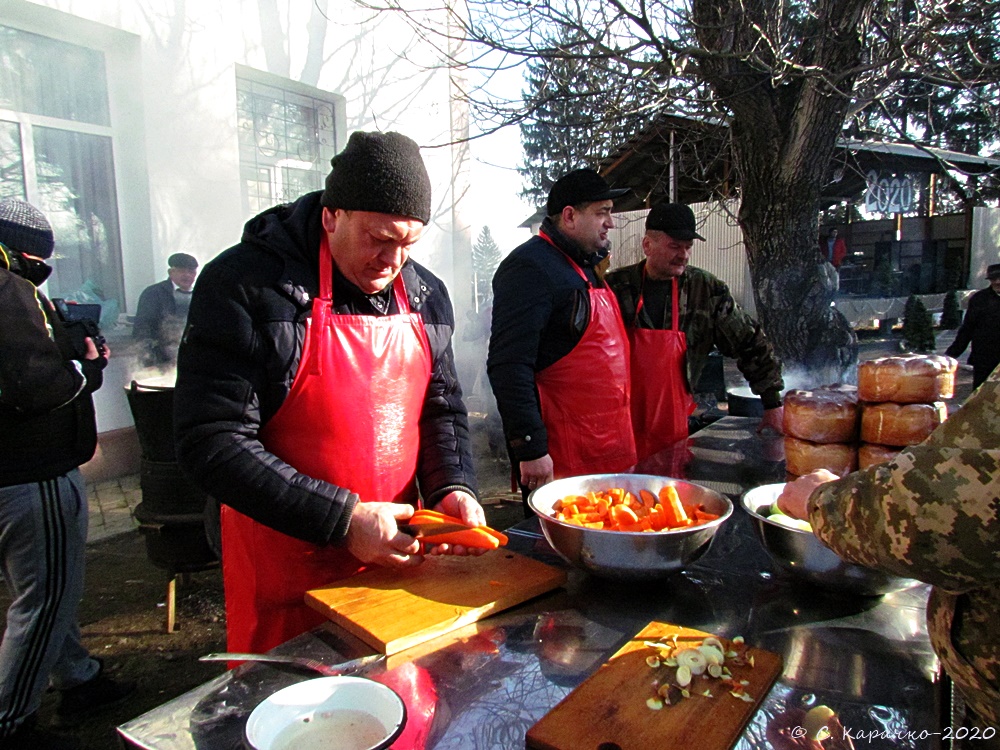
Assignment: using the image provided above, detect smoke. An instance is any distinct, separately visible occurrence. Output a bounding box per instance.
[781,363,858,394]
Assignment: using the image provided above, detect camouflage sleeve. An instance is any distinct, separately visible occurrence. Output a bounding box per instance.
[808,373,1000,593]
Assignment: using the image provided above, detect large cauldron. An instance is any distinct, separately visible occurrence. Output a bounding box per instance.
[126,378,220,631]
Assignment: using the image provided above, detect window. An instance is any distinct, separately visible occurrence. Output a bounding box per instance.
[236,68,339,215]
[0,24,123,327]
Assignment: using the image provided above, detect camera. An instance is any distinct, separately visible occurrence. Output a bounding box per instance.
[52,298,107,358]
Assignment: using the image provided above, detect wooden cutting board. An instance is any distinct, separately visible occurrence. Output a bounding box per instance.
[526,621,782,750]
[305,550,566,655]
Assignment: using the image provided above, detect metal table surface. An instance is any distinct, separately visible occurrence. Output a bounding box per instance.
[118,417,944,749]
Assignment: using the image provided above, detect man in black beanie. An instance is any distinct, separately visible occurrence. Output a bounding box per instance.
[174,131,483,655]
[0,198,133,749]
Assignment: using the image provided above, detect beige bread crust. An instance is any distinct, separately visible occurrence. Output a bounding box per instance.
[857,355,957,403]
[860,401,947,447]
[858,442,902,469]
[783,387,859,443]
[784,436,858,477]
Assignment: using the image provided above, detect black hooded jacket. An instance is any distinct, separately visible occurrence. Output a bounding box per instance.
[174,191,477,546]
[0,264,105,486]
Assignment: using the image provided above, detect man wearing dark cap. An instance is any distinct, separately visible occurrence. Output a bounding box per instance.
[0,199,132,748]
[946,263,1000,388]
[606,203,784,460]
[488,168,636,504]
[132,251,200,366]
[174,131,483,655]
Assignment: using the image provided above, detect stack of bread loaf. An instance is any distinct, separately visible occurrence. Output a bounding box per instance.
[783,354,957,477]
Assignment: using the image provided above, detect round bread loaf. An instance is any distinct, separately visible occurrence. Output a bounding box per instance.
[860,402,947,447]
[858,442,902,469]
[857,355,957,403]
[784,436,857,477]
[783,387,859,443]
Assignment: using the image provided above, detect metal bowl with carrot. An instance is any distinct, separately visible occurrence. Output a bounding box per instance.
[528,474,733,580]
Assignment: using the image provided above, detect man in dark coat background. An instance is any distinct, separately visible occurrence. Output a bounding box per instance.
[132,252,198,367]
[946,263,1000,389]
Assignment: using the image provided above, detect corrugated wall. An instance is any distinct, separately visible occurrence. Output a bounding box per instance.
[608,200,756,315]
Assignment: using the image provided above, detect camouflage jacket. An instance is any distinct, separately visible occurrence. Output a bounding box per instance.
[605,262,784,408]
[809,372,1000,725]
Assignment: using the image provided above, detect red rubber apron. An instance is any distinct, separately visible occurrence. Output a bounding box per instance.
[534,234,636,478]
[629,273,695,462]
[220,236,432,654]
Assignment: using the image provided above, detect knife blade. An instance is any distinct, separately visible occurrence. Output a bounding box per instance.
[398,522,473,539]
[198,652,384,676]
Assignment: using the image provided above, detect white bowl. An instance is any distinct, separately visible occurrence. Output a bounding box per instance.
[244,676,406,750]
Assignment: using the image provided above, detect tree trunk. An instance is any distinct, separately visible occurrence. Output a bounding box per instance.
[691,0,869,384]
[739,185,858,387]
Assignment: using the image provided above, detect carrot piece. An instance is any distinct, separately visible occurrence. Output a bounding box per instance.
[477,526,510,546]
[658,484,690,528]
[639,489,657,509]
[647,506,668,531]
[411,509,453,523]
[694,509,720,523]
[609,504,639,528]
[419,528,500,549]
[607,487,625,503]
[593,497,610,517]
[619,517,652,532]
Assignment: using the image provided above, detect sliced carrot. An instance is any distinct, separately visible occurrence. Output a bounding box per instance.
[478,526,510,546]
[658,485,690,528]
[647,505,668,531]
[419,527,500,549]
[411,509,508,547]
[552,485,718,533]
[609,504,639,526]
[639,489,657,509]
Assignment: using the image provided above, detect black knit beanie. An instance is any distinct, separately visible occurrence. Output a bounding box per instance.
[0,198,55,259]
[320,131,432,224]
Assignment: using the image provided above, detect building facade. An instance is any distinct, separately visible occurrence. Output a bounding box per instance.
[1,0,473,477]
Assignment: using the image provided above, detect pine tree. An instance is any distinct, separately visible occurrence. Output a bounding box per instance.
[939,289,963,330]
[471,226,502,307]
[518,35,655,208]
[902,296,936,352]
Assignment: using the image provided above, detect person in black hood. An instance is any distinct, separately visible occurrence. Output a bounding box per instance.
[0,199,133,749]
[174,131,483,655]
[946,263,1000,389]
[487,169,636,510]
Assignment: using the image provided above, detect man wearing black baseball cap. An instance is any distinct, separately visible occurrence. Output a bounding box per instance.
[488,169,636,505]
[946,262,1000,388]
[606,203,784,460]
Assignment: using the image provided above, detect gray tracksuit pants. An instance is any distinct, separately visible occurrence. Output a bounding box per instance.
[0,470,99,737]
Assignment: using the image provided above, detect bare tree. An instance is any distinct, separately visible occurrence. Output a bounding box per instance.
[356,0,1000,378]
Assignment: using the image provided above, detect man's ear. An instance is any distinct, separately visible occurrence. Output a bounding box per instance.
[559,204,576,229]
[641,233,652,257]
[321,207,339,233]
